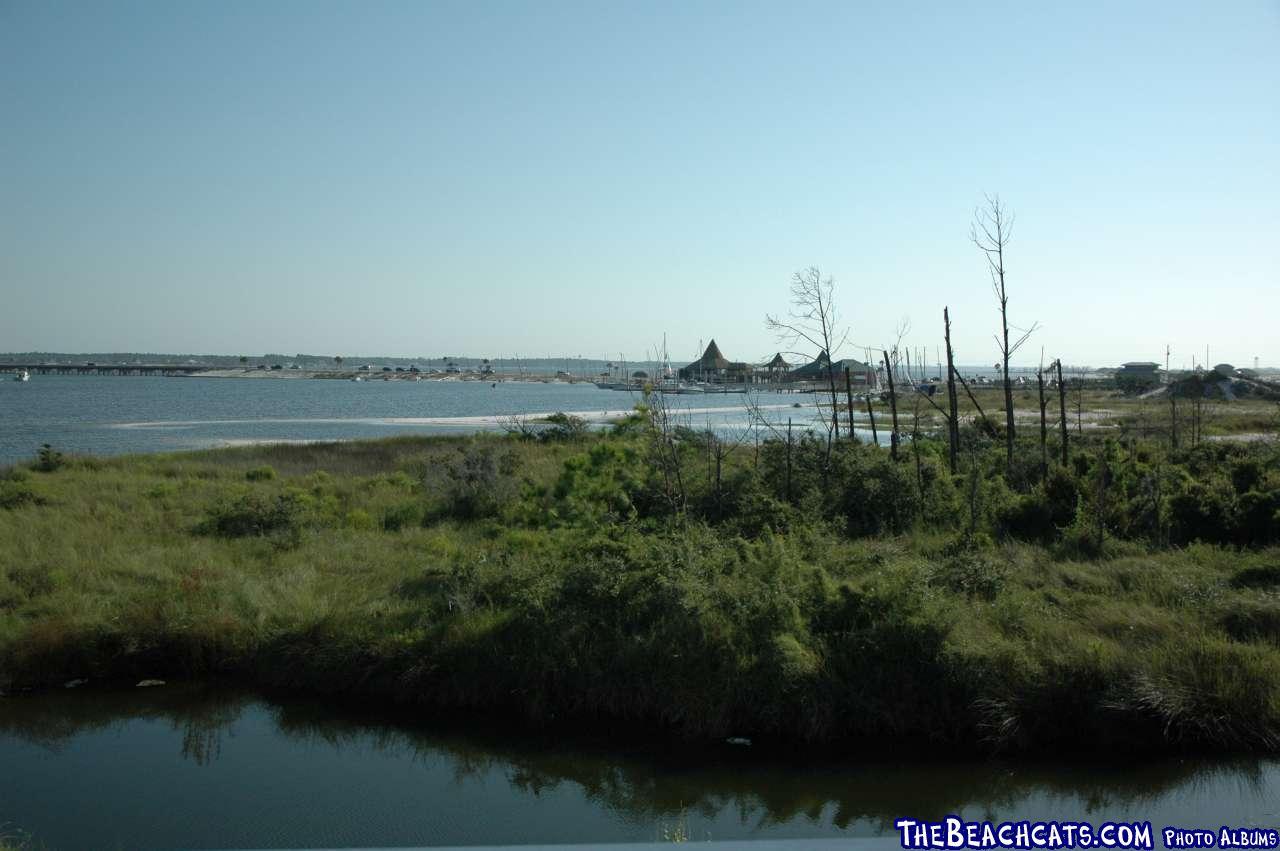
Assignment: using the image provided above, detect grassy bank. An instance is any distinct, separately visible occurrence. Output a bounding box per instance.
[2,418,1279,755]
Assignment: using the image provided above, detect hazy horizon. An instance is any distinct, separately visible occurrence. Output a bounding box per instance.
[3,1,1277,370]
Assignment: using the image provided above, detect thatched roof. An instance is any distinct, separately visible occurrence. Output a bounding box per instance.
[684,339,730,372]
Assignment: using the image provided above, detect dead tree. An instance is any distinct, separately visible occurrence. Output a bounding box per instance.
[1037,354,1048,480]
[865,394,879,446]
[956,370,999,438]
[971,195,1038,472]
[1055,359,1068,466]
[766,267,849,443]
[844,366,857,441]
[944,307,960,474]
[882,349,900,461]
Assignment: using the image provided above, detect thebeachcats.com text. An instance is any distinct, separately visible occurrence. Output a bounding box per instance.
[894,818,1280,850]
[894,817,1156,850]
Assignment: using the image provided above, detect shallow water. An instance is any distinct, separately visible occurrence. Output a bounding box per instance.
[0,686,1276,850]
[0,375,863,466]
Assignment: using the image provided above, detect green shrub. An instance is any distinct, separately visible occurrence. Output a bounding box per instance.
[200,491,302,539]
[245,465,277,482]
[0,481,44,510]
[425,441,519,520]
[382,500,423,531]
[1168,482,1235,545]
[932,534,1006,599]
[34,443,64,473]
[539,412,589,442]
[832,445,920,537]
[998,493,1056,543]
[1236,489,1280,546]
[344,508,378,531]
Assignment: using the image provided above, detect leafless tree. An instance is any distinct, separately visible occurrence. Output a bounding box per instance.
[944,307,960,474]
[766,267,849,443]
[1036,349,1048,479]
[641,386,688,516]
[971,195,1039,472]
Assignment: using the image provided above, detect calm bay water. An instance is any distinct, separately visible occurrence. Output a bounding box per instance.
[0,686,1276,850]
[0,375,850,466]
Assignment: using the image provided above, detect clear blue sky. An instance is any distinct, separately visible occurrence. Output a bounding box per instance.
[3,0,1277,368]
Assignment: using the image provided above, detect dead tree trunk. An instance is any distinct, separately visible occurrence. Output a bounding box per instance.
[1037,368,1048,480]
[865,394,879,447]
[785,417,793,501]
[944,307,960,474]
[844,366,857,441]
[882,350,900,461]
[971,196,1037,474]
[1055,359,1068,466]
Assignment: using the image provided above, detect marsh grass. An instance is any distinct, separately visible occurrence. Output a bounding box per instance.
[1,432,1279,754]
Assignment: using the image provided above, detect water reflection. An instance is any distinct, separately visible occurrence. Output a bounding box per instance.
[0,685,1274,850]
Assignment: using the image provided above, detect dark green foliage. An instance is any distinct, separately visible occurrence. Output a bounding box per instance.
[245,465,277,482]
[997,466,1078,543]
[381,500,423,532]
[426,441,519,520]
[998,493,1056,543]
[200,491,302,539]
[830,445,920,537]
[0,480,44,510]
[932,536,1006,600]
[1232,562,1280,589]
[34,444,64,472]
[1168,482,1236,545]
[539,412,589,442]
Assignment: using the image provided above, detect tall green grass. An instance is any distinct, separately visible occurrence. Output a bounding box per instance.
[2,432,1279,754]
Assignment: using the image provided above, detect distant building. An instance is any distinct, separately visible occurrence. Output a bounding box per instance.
[1115,361,1162,387]
[787,351,878,388]
[678,340,756,383]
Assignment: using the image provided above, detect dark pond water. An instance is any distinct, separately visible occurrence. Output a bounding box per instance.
[0,375,862,466]
[0,686,1276,850]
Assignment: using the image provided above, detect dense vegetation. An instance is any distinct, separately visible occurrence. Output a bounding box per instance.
[2,404,1279,755]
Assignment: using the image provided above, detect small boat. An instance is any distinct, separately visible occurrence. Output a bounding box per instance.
[350,376,363,382]
[14,369,30,382]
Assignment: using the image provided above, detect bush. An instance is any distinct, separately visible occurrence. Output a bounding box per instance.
[998,493,1056,543]
[931,534,1006,599]
[382,500,423,531]
[245,465,277,482]
[1236,489,1280,547]
[1168,482,1235,546]
[0,481,44,510]
[200,492,302,539]
[34,444,63,473]
[832,446,920,537]
[426,441,519,520]
[542,441,647,526]
[539,412,589,442]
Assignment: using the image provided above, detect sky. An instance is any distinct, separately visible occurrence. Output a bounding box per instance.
[2,0,1277,369]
